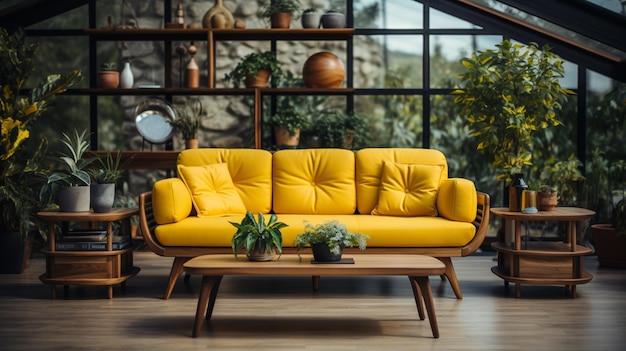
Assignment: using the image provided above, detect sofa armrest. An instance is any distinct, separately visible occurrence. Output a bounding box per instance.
[138,191,166,256]
[152,178,192,224]
[461,191,491,256]
[437,178,477,222]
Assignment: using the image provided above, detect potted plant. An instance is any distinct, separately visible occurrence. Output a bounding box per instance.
[42,129,94,212]
[97,63,119,88]
[294,220,369,262]
[262,0,301,28]
[88,151,129,213]
[538,185,558,211]
[321,9,345,28]
[312,110,370,149]
[268,106,310,148]
[301,8,321,28]
[0,28,82,273]
[224,51,283,88]
[230,211,288,261]
[453,39,573,205]
[170,98,204,149]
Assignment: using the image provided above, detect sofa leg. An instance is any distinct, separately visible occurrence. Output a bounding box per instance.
[312,276,320,291]
[164,257,190,300]
[436,257,463,299]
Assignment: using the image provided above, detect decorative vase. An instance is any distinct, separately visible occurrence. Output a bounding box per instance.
[521,189,538,214]
[302,52,345,88]
[245,69,270,88]
[246,247,276,262]
[90,183,116,213]
[508,173,528,212]
[301,12,321,28]
[321,12,345,28]
[186,57,199,88]
[538,191,558,211]
[311,243,342,262]
[592,224,626,268]
[274,126,300,148]
[119,61,134,89]
[202,0,234,29]
[96,70,119,88]
[270,12,292,28]
[57,186,91,212]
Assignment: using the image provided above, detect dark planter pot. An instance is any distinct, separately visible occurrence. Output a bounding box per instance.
[90,183,116,213]
[0,232,26,274]
[57,185,90,212]
[311,243,342,262]
[321,13,345,28]
[592,223,626,268]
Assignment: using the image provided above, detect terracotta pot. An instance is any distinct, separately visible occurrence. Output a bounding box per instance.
[270,12,292,28]
[185,138,199,149]
[245,69,270,88]
[592,223,626,268]
[97,70,119,88]
[274,126,300,147]
[302,52,345,88]
[538,192,558,211]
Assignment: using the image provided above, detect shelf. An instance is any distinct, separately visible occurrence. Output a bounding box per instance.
[491,242,592,256]
[491,266,593,285]
[78,87,354,95]
[39,267,140,286]
[85,28,354,41]
[87,151,178,170]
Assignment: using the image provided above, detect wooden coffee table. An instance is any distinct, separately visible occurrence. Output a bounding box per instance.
[183,254,446,338]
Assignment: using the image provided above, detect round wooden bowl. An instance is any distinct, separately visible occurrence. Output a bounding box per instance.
[302,52,345,88]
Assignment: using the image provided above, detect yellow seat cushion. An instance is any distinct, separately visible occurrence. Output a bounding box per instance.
[152,178,192,224]
[372,162,443,216]
[177,163,246,217]
[272,149,356,214]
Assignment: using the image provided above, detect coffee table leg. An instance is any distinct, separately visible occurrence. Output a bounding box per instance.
[206,276,223,320]
[409,277,425,320]
[412,276,439,338]
[192,275,222,338]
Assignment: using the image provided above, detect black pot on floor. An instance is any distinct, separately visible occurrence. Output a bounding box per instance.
[0,232,26,273]
[311,243,342,262]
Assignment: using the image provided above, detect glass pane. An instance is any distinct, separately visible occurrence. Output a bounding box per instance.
[430,35,501,88]
[26,5,88,29]
[97,96,126,150]
[354,35,423,88]
[354,0,423,29]
[25,36,89,89]
[430,8,481,29]
[354,95,423,148]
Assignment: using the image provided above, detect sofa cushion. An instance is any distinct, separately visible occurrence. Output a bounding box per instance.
[272,149,356,214]
[177,148,273,214]
[355,148,448,214]
[152,178,193,224]
[177,163,246,217]
[437,178,477,222]
[371,162,442,217]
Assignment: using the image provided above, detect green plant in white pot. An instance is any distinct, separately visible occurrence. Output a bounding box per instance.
[42,129,94,212]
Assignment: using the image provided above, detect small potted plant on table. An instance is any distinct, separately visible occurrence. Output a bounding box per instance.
[230,211,288,261]
[224,51,283,88]
[294,220,369,262]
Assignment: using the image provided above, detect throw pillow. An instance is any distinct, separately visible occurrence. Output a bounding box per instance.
[177,163,246,217]
[371,162,443,217]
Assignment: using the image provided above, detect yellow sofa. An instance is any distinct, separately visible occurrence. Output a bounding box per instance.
[138,148,490,299]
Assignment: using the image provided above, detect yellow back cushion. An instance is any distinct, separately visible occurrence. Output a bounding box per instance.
[272,149,356,214]
[177,148,272,213]
[152,178,192,224]
[356,148,448,214]
[177,163,246,217]
[371,162,443,216]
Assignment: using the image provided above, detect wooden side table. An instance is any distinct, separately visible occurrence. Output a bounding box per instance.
[38,208,140,299]
[490,207,595,298]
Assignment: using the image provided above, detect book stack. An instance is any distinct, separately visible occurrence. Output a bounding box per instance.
[55,230,131,251]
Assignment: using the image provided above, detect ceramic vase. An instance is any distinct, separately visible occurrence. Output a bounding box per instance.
[302,52,345,88]
[119,61,134,89]
[202,0,234,28]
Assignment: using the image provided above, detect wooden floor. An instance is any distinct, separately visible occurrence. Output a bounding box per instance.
[1,250,625,351]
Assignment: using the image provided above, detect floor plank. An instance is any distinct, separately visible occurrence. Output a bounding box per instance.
[1,251,625,351]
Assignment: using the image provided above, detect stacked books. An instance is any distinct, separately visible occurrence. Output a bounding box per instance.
[55,230,131,251]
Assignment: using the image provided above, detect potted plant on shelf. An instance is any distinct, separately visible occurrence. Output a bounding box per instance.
[170,97,204,149]
[294,220,369,262]
[42,129,94,212]
[320,9,345,28]
[97,63,119,88]
[301,8,321,28]
[0,28,83,273]
[262,0,301,28]
[224,51,283,88]
[268,106,310,148]
[88,151,130,213]
[312,110,370,149]
[230,211,288,261]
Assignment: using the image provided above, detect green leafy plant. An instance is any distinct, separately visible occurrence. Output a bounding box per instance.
[88,151,132,184]
[170,98,203,140]
[268,106,310,136]
[262,0,301,17]
[230,211,288,260]
[224,51,283,88]
[45,129,93,187]
[303,8,317,14]
[0,28,82,240]
[453,39,574,182]
[312,110,370,149]
[294,220,369,256]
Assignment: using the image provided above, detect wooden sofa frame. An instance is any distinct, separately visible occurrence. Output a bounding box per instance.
[138,191,490,300]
